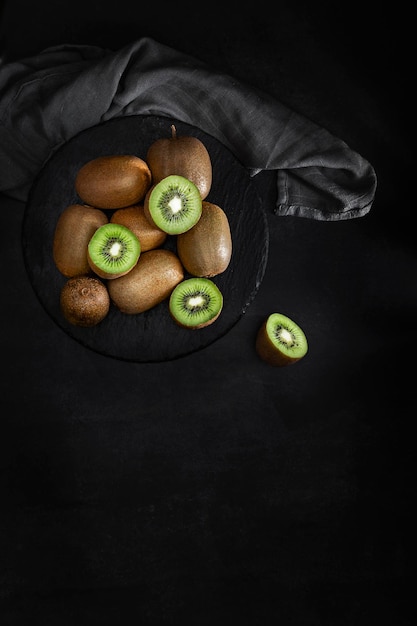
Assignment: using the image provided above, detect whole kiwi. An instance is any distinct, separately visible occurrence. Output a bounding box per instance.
[176,201,232,277]
[53,203,108,277]
[75,154,152,209]
[60,275,110,327]
[108,248,184,314]
[110,204,167,251]
[146,125,212,200]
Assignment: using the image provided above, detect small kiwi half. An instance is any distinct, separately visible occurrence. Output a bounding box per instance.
[144,175,202,235]
[87,223,141,279]
[255,312,308,366]
[169,277,223,329]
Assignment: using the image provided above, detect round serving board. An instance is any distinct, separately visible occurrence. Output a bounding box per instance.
[23,115,269,362]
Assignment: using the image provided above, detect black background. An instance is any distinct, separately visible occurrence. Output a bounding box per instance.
[0,2,413,624]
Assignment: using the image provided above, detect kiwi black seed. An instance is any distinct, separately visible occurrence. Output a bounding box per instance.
[169,277,223,329]
[144,174,202,235]
[87,222,141,279]
[60,275,110,327]
[255,312,308,366]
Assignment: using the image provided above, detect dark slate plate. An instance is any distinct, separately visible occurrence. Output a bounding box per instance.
[23,115,269,362]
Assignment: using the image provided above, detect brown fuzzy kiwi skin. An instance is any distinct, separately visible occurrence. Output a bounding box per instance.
[110,205,167,251]
[255,319,305,367]
[176,201,232,277]
[75,155,152,209]
[143,185,158,229]
[146,125,212,200]
[53,204,108,277]
[60,275,110,327]
[108,249,184,314]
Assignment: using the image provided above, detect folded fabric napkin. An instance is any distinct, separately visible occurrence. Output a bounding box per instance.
[0,37,376,219]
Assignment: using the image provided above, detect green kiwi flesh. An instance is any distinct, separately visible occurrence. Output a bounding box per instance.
[60,275,110,327]
[87,223,141,279]
[169,277,223,329]
[256,313,308,366]
[144,175,202,235]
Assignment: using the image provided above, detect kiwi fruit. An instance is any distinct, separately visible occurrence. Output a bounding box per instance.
[87,222,141,279]
[255,313,308,366]
[108,248,184,314]
[53,204,108,277]
[75,154,152,209]
[169,277,223,329]
[146,124,212,199]
[144,175,202,235]
[176,201,232,277]
[60,275,110,327]
[110,204,167,251]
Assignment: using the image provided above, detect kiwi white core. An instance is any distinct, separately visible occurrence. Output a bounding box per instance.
[109,242,122,257]
[188,295,205,308]
[278,328,293,345]
[168,195,183,214]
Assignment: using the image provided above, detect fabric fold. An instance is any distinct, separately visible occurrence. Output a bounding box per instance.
[0,36,377,218]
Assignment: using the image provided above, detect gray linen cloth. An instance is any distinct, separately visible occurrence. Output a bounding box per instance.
[0,37,377,219]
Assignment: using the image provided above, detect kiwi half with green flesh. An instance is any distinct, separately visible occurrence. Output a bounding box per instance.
[146,124,212,200]
[60,275,110,327]
[176,201,232,277]
[87,222,141,279]
[53,203,108,277]
[144,175,202,235]
[110,205,167,251]
[169,277,223,329]
[256,313,308,366]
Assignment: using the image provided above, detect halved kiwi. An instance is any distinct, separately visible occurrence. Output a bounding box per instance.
[169,277,223,329]
[144,175,202,235]
[255,312,308,366]
[87,223,141,279]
